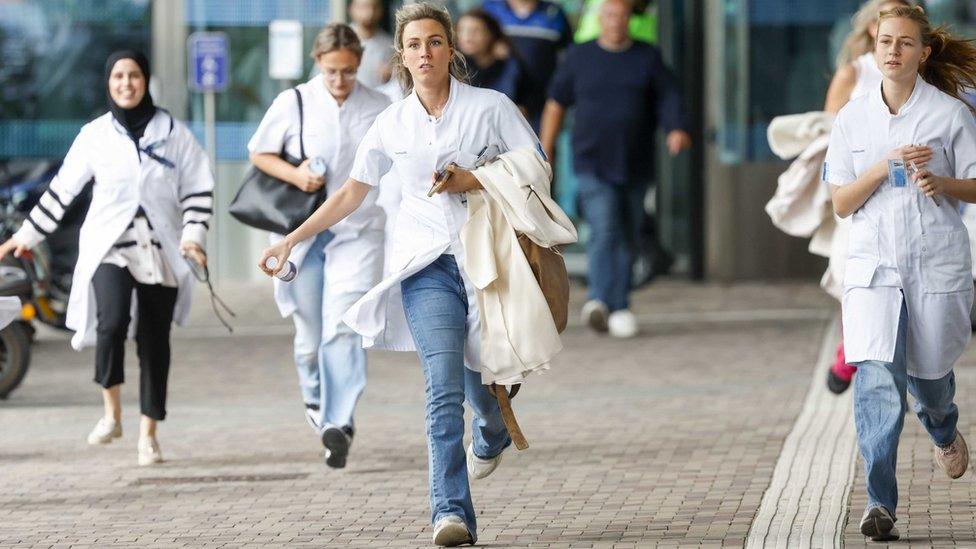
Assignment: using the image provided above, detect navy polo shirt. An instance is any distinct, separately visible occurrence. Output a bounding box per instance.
[482,0,572,124]
[548,41,687,185]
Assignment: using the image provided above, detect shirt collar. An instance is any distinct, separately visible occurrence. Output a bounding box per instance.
[409,77,459,122]
[872,74,927,117]
[308,74,361,110]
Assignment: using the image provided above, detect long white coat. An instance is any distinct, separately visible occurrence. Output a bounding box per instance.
[14,112,213,350]
[461,148,577,385]
[825,77,976,379]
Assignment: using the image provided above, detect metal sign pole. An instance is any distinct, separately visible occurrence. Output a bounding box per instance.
[203,89,217,280]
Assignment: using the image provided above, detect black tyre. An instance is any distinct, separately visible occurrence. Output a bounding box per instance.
[0,321,32,399]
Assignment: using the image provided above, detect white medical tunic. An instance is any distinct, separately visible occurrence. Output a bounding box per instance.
[342,78,541,368]
[248,77,390,324]
[824,76,976,378]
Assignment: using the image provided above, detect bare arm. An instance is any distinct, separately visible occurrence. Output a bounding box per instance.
[824,63,857,114]
[830,160,888,218]
[258,178,372,276]
[915,171,976,203]
[539,100,566,163]
[831,145,934,217]
[249,152,324,193]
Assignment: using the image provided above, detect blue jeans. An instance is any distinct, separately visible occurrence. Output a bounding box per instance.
[577,174,648,312]
[853,297,958,518]
[291,230,367,431]
[401,254,510,539]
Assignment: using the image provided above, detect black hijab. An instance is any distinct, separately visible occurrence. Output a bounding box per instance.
[105,50,156,140]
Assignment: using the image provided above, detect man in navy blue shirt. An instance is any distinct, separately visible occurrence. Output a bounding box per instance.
[540,0,691,338]
[482,0,573,131]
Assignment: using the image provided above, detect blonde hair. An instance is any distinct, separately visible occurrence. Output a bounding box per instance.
[310,23,363,60]
[837,0,914,66]
[879,6,976,112]
[391,2,468,92]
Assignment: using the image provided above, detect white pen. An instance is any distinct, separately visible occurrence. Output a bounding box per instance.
[909,159,941,207]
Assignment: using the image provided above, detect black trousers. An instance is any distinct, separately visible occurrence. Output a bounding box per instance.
[91,263,178,420]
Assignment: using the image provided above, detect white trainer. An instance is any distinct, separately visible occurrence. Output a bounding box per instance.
[137,437,163,466]
[466,442,503,480]
[608,309,639,338]
[86,418,121,445]
[581,300,609,333]
[432,515,473,547]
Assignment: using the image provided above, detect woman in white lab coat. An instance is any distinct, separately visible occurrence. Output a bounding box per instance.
[825,7,976,542]
[248,23,390,470]
[822,0,914,394]
[0,51,214,466]
[259,3,540,546]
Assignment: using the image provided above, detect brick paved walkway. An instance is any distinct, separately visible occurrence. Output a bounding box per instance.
[3,280,973,547]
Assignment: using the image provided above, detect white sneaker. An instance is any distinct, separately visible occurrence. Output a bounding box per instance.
[87,418,121,445]
[581,300,609,333]
[466,442,503,480]
[608,309,639,338]
[432,515,473,547]
[859,505,899,541]
[304,404,322,431]
[137,437,163,466]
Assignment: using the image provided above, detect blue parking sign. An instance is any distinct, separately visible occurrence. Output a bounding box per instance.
[188,32,229,92]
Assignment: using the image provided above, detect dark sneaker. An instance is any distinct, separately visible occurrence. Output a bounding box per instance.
[859,506,899,541]
[935,430,969,479]
[826,369,851,394]
[321,424,351,469]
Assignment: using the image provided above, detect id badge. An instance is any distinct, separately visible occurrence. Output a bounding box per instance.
[888,159,908,188]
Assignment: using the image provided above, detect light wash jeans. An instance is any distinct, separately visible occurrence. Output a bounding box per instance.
[576,174,648,312]
[853,297,958,518]
[401,254,510,540]
[291,230,367,431]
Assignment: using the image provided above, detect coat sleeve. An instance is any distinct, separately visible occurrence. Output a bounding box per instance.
[13,126,95,249]
[174,122,215,249]
[947,105,976,181]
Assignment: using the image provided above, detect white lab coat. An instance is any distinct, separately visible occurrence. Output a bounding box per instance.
[824,76,976,378]
[13,111,214,350]
[248,78,390,328]
[341,78,540,371]
[462,148,577,384]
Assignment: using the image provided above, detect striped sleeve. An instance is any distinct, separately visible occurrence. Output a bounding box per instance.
[174,123,215,249]
[14,128,95,248]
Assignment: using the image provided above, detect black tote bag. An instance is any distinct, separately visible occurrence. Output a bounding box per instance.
[229,88,326,234]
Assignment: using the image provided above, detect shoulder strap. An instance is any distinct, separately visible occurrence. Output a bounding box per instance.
[293,87,306,160]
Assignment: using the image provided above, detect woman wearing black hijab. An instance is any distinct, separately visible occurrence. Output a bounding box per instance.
[0,50,215,466]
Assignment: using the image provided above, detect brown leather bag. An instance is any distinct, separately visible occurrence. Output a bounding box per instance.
[517,233,569,333]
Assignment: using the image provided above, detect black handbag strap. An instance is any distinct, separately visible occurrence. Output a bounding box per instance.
[293,87,306,160]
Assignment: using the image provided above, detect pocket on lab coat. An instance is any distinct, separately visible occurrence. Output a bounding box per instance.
[844,257,879,288]
[921,229,972,293]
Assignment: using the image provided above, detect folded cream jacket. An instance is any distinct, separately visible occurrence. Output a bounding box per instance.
[460,148,578,385]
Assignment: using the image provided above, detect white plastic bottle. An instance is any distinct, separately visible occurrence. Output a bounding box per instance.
[265,256,297,282]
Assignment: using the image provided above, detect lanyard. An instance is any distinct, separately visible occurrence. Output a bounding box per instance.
[184,257,236,333]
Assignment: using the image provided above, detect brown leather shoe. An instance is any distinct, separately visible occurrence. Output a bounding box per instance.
[935,430,969,479]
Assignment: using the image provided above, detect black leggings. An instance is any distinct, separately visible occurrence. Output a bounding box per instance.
[91,263,178,420]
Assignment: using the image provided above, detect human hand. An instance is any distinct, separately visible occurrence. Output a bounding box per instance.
[666,130,692,156]
[180,241,207,268]
[913,167,946,198]
[292,159,326,193]
[428,164,482,196]
[258,240,294,277]
[889,144,932,167]
[0,238,28,262]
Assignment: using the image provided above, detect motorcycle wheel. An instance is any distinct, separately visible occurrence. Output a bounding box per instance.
[0,321,32,399]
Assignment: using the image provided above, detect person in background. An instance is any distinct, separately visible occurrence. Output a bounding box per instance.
[349,0,395,89]
[0,50,214,466]
[540,0,690,339]
[457,8,527,108]
[822,0,915,395]
[482,0,572,131]
[574,0,657,44]
[249,24,390,469]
